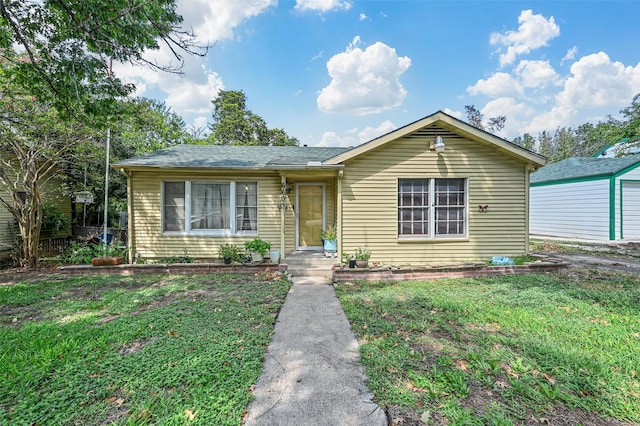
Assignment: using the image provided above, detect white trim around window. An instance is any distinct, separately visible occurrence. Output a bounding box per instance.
[162,180,259,236]
[397,177,468,240]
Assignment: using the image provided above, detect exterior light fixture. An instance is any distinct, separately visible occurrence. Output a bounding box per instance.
[432,136,446,153]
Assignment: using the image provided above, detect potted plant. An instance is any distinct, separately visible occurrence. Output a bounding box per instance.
[341,251,355,269]
[219,243,242,264]
[321,225,338,254]
[244,238,271,263]
[354,247,371,268]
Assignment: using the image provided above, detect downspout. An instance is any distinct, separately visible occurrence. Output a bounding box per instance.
[127,170,134,264]
[118,168,134,264]
[524,164,532,254]
[337,169,343,258]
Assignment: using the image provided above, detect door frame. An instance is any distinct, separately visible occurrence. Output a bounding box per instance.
[295,182,326,250]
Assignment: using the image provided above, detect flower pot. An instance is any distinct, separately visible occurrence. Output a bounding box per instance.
[91,256,123,266]
[250,251,264,263]
[323,239,337,252]
[355,259,368,268]
[269,249,281,264]
[223,257,232,265]
[348,259,356,268]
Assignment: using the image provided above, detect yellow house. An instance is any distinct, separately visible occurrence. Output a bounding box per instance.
[114,111,545,264]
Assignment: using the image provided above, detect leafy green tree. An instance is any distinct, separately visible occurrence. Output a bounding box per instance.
[63,98,191,228]
[209,90,299,146]
[0,0,202,267]
[0,90,99,267]
[0,0,204,117]
[616,93,640,154]
[512,133,535,151]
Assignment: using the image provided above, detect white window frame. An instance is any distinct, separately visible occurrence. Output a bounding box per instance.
[162,180,258,237]
[397,178,468,240]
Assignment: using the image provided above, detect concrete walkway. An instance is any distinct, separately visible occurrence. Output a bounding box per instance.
[244,276,387,426]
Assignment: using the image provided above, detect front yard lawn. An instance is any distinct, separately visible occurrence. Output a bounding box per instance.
[337,269,640,425]
[0,273,291,425]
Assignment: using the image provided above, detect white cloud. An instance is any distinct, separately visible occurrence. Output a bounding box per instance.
[315,120,396,147]
[514,60,560,88]
[317,39,411,115]
[111,0,277,124]
[557,52,640,109]
[182,0,277,44]
[467,72,523,97]
[317,131,357,147]
[295,0,352,12]
[443,108,464,120]
[359,13,368,21]
[165,72,225,114]
[358,120,396,142]
[490,9,560,66]
[192,116,209,130]
[482,98,535,137]
[561,46,578,66]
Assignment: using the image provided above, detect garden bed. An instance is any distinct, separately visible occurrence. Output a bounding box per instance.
[58,262,287,276]
[332,257,566,282]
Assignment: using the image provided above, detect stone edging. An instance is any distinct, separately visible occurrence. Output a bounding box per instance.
[332,259,567,282]
[58,262,287,276]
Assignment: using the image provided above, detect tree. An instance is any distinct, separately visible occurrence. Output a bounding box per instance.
[464,105,507,133]
[0,0,204,117]
[209,90,299,146]
[617,93,640,154]
[62,98,191,227]
[512,133,535,151]
[0,91,99,267]
[0,0,202,267]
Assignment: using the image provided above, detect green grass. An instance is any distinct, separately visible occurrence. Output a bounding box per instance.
[0,273,291,425]
[336,269,640,425]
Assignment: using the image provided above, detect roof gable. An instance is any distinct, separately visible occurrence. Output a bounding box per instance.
[531,155,640,185]
[324,111,546,167]
[114,145,349,170]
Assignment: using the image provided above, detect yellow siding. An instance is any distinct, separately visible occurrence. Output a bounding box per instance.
[341,126,528,264]
[0,186,17,251]
[131,170,291,260]
[0,173,71,252]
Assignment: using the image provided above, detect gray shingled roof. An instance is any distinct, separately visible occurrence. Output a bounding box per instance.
[531,155,640,184]
[114,145,350,169]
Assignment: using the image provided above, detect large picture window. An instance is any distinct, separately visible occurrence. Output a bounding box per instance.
[398,178,467,238]
[163,181,258,235]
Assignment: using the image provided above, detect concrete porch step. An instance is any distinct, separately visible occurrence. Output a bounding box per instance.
[286,265,334,279]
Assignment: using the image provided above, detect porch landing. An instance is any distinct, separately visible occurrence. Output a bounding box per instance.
[284,251,337,279]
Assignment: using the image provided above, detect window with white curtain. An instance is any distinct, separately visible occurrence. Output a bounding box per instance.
[162,181,258,235]
[398,178,467,239]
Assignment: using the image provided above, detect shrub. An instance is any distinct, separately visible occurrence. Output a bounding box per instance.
[244,238,271,255]
[59,239,128,264]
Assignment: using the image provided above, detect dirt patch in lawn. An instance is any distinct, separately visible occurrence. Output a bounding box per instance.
[0,265,63,285]
[533,240,640,274]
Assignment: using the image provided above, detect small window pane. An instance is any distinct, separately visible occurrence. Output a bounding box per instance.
[192,183,230,230]
[398,178,429,236]
[164,182,185,232]
[236,182,258,231]
[435,179,466,236]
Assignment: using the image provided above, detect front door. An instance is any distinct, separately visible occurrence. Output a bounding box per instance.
[296,183,325,250]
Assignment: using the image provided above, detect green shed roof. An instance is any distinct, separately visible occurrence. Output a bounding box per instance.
[114,145,350,169]
[531,155,640,185]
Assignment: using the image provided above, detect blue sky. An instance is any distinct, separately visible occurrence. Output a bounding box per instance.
[113,1,640,147]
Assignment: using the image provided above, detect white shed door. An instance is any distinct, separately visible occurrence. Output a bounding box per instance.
[622,182,640,239]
